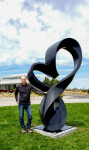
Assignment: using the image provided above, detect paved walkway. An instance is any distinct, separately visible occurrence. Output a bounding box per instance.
[0,95,89,107]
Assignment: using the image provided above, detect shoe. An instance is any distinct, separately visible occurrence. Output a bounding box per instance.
[22,127,26,133]
[27,129,33,133]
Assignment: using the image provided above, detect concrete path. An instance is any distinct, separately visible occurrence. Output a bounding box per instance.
[0,94,89,107]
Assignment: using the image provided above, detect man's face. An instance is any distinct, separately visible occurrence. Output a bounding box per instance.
[21,77,27,85]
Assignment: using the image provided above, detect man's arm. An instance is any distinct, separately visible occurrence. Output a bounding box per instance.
[15,86,19,104]
[31,85,47,95]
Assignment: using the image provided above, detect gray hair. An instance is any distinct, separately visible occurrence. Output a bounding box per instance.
[21,75,27,79]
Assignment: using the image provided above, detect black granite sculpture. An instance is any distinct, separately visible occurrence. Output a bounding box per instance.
[27,38,82,132]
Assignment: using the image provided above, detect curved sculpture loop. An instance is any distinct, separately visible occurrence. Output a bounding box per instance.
[27,38,82,132]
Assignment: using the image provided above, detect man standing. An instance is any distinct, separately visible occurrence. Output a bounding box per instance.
[15,76,47,133]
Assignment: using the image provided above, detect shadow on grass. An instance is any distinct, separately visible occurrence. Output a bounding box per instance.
[66,121,85,127]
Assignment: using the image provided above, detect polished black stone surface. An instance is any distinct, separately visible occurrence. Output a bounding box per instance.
[27,38,82,132]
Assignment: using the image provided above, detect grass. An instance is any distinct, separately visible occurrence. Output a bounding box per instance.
[0,90,89,98]
[0,92,42,98]
[0,104,89,150]
[63,90,88,95]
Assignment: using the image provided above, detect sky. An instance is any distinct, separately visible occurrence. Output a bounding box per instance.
[0,0,89,89]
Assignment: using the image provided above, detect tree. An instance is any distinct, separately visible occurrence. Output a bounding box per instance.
[87,89,89,94]
[42,77,63,97]
[42,77,59,87]
[50,78,59,87]
[42,77,51,87]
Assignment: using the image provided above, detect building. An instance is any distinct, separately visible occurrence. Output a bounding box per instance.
[0,74,29,90]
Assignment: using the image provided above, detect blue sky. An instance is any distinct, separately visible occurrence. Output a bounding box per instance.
[0,0,89,89]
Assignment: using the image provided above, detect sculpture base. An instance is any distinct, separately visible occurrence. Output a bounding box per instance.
[31,125,77,139]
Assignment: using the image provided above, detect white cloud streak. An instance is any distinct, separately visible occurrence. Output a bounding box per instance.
[0,0,89,66]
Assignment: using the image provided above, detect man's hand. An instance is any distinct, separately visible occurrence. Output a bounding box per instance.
[44,92,48,95]
[16,101,19,105]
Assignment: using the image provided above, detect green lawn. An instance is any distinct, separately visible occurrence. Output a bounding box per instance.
[0,103,89,150]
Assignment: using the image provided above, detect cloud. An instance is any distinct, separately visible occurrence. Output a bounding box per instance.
[69,77,89,89]
[69,1,89,59]
[0,0,89,67]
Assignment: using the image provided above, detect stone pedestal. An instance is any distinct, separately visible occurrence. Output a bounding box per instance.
[31,125,77,139]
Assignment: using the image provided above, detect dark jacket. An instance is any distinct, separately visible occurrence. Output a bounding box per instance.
[15,83,44,105]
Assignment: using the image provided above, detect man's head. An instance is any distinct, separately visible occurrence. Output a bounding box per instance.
[21,76,27,86]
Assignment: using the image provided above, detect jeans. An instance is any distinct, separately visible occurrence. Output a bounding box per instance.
[19,104,32,129]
